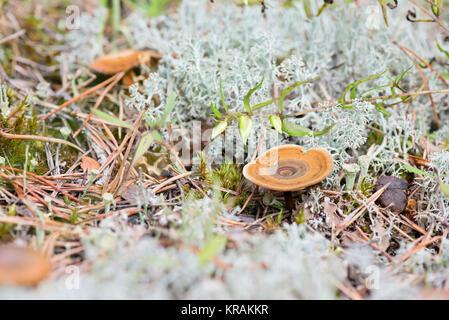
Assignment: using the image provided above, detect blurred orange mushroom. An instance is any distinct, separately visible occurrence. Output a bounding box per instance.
[243,145,334,211]
[0,246,51,286]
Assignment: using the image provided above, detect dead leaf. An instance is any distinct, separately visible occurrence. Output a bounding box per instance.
[419,137,445,155]
[122,70,137,86]
[405,198,417,221]
[121,183,155,205]
[408,155,430,168]
[371,222,390,251]
[89,49,152,74]
[81,156,100,172]
[323,197,341,226]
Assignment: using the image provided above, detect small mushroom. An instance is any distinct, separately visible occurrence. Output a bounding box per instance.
[243,145,334,211]
[0,246,51,286]
[373,176,408,213]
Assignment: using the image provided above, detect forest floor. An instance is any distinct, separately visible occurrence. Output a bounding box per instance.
[1,0,449,299]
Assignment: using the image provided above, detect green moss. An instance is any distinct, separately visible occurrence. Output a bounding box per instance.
[360,177,373,197]
[206,163,243,191]
[0,96,48,173]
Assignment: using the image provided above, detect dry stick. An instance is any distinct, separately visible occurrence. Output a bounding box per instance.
[336,282,363,300]
[76,196,121,214]
[155,184,177,194]
[77,208,140,224]
[321,189,342,195]
[218,216,246,227]
[1,174,37,217]
[295,88,449,117]
[0,131,84,153]
[40,73,120,121]
[9,179,70,220]
[395,42,448,87]
[195,180,239,196]
[0,166,88,205]
[187,177,209,198]
[110,110,145,194]
[355,226,396,263]
[160,141,187,172]
[36,99,128,128]
[237,188,256,215]
[73,71,125,137]
[0,215,79,234]
[24,183,69,208]
[400,235,443,262]
[335,183,391,233]
[376,210,415,241]
[98,128,133,175]
[152,172,193,193]
[85,124,113,154]
[0,29,24,44]
[102,122,119,148]
[393,41,439,126]
[51,246,85,263]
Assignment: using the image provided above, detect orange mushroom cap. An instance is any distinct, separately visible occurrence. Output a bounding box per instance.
[243,145,334,192]
[0,246,51,286]
[89,49,152,74]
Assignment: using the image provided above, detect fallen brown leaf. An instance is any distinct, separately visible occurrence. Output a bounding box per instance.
[81,156,101,172]
[89,49,152,74]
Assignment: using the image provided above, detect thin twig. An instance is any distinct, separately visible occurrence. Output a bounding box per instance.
[40,73,121,121]
[0,131,85,153]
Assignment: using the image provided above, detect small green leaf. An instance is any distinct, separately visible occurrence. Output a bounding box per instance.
[313,123,336,136]
[378,0,389,26]
[431,0,442,17]
[210,102,222,118]
[350,87,357,100]
[153,131,163,143]
[281,121,334,137]
[360,84,391,98]
[238,115,253,144]
[278,77,319,114]
[211,121,228,140]
[198,235,227,265]
[375,102,391,116]
[403,164,435,178]
[269,115,282,134]
[131,131,153,167]
[219,80,229,114]
[394,66,412,85]
[244,77,264,114]
[340,69,388,103]
[440,181,449,198]
[92,109,133,129]
[436,39,449,60]
[303,0,313,18]
[251,98,276,111]
[159,92,176,124]
[281,120,313,137]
